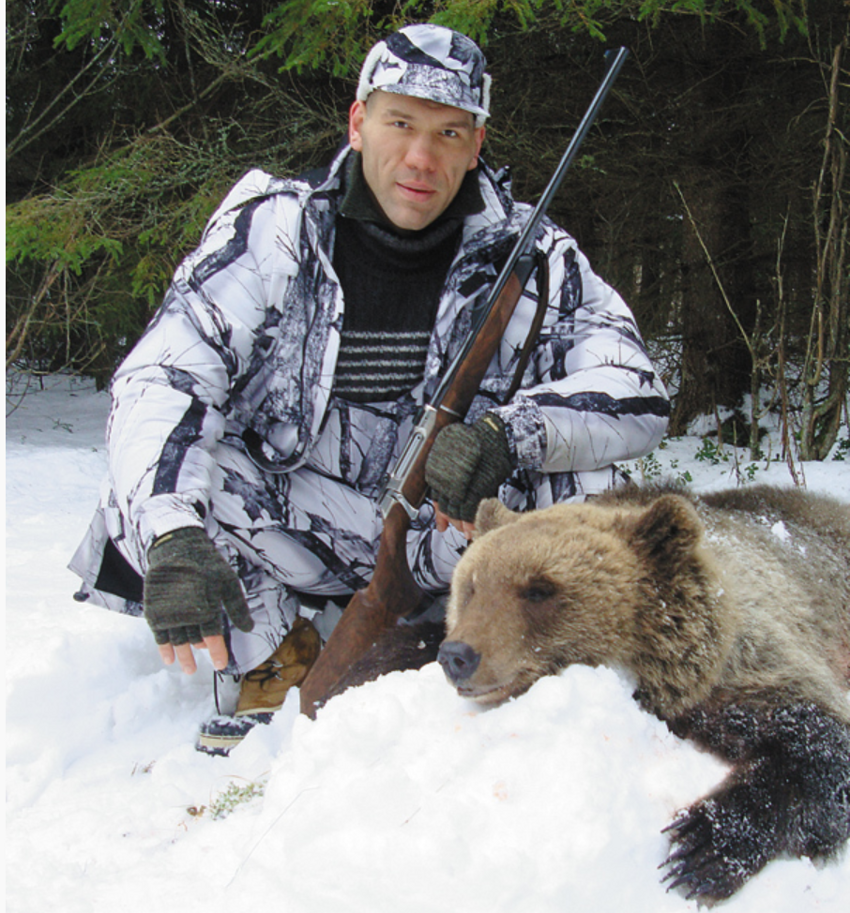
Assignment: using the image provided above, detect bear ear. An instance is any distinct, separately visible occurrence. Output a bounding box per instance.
[474,498,522,538]
[631,494,702,570]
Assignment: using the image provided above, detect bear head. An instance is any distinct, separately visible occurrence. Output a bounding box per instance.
[439,494,733,716]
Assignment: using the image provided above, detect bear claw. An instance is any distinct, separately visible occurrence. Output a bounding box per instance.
[659,797,770,903]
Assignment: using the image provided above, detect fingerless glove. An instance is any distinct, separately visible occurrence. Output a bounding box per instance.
[425,414,515,523]
[144,528,253,647]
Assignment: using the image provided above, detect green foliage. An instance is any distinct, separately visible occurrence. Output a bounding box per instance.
[6,193,124,276]
[253,0,810,73]
[636,0,807,41]
[429,0,549,45]
[694,437,730,465]
[833,436,850,462]
[253,0,603,73]
[634,450,663,479]
[6,131,227,295]
[49,0,167,58]
[6,0,842,438]
[742,461,760,481]
[6,132,253,376]
[254,0,378,75]
[6,76,344,377]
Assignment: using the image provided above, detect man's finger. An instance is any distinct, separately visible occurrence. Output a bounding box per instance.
[433,502,475,540]
[433,501,450,532]
[173,642,198,675]
[204,635,229,671]
[158,642,176,666]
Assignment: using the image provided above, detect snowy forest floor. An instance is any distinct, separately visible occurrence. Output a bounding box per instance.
[5,372,849,913]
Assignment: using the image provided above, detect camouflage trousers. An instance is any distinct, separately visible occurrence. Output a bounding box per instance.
[196,435,470,674]
[71,400,624,675]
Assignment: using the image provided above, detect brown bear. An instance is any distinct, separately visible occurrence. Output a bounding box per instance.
[435,483,850,903]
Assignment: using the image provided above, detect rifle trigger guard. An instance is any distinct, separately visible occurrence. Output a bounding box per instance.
[377,405,439,520]
[378,483,420,522]
[393,492,421,522]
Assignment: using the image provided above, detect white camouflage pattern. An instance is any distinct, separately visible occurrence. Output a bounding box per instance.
[69,143,669,673]
[357,24,491,124]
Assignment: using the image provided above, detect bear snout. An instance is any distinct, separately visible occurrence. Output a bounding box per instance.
[437,640,481,685]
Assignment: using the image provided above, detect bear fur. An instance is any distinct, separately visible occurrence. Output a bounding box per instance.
[435,483,850,902]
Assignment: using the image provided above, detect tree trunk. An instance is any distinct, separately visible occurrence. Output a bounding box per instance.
[800,40,849,461]
[673,171,756,433]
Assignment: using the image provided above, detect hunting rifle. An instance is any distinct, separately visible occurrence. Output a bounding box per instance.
[299,47,630,717]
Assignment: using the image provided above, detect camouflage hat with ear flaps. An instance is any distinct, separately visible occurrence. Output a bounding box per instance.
[357,24,491,127]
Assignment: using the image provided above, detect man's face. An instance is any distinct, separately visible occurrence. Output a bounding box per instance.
[349,91,486,232]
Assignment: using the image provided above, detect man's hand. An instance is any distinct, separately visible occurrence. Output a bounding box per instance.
[425,414,514,538]
[143,527,253,675]
[433,503,477,540]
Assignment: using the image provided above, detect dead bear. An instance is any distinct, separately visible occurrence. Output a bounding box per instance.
[435,483,850,903]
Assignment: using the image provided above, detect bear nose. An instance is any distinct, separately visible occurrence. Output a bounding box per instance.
[437,640,481,684]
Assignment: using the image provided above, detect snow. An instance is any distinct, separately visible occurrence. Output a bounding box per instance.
[5,372,850,913]
[771,520,791,542]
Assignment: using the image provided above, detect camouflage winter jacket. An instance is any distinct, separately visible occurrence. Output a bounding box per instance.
[99,144,669,558]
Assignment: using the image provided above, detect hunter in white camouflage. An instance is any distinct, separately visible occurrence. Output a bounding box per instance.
[69,24,669,749]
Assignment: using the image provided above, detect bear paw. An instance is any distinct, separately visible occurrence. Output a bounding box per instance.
[660,791,778,902]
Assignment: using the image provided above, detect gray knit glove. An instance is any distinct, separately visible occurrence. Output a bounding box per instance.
[144,528,253,647]
[425,414,515,523]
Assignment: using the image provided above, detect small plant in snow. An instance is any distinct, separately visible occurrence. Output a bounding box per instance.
[833,436,849,462]
[743,462,760,481]
[694,437,729,465]
[634,451,662,480]
[208,779,266,820]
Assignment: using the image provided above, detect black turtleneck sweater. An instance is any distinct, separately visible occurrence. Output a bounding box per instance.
[331,155,484,403]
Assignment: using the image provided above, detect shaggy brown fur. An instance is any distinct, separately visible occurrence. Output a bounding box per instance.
[442,484,850,719]
[436,483,850,902]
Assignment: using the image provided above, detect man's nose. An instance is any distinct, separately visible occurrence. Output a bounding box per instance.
[404,134,438,171]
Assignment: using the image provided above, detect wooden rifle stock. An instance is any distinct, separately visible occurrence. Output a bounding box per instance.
[299,273,525,716]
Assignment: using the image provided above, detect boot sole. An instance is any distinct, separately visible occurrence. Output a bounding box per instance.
[195,712,274,757]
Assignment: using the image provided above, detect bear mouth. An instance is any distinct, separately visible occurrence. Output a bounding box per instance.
[456,679,523,705]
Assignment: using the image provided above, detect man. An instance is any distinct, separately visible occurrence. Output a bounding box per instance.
[70,24,670,753]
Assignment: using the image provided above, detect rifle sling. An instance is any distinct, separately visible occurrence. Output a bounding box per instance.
[503,249,550,404]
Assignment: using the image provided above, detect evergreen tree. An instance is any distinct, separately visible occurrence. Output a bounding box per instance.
[7,1,846,457]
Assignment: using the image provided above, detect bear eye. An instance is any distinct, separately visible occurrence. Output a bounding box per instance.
[458,577,475,604]
[520,578,556,604]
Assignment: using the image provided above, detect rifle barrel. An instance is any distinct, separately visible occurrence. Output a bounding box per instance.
[431,46,630,407]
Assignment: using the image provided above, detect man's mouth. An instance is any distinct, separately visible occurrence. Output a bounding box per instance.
[397,182,437,203]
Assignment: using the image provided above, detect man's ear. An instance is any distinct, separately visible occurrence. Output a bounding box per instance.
[349,99,366,151]
[468,126,486,170]
[474,498,521,538]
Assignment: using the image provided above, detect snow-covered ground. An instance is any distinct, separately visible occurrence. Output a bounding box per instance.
[6,372,850,913]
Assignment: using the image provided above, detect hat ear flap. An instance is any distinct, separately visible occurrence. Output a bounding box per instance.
[357,41,386,103]
[476,74,492,128]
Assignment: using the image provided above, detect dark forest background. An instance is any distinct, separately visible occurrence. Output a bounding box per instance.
[6,1,849,459]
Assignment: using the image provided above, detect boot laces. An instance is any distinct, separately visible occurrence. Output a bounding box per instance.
[242,658,283,686]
